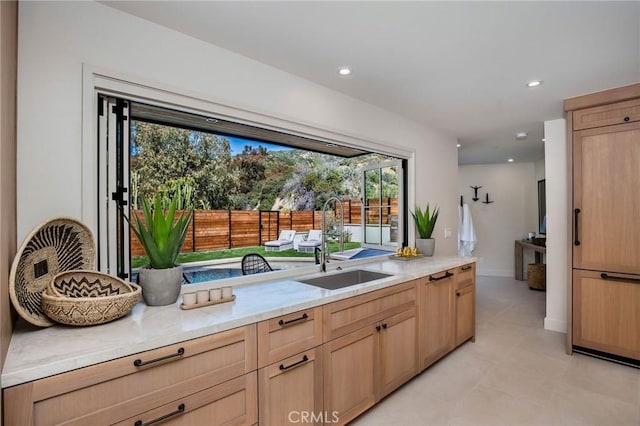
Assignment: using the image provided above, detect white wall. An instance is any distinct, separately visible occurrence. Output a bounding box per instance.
[543,119,568,333]
[17,2,459,255]
[458,163,538,276]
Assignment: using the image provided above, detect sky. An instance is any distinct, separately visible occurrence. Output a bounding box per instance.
[226,135,292,156]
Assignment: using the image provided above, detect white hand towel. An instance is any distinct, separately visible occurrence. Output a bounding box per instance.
[459,204,477,257]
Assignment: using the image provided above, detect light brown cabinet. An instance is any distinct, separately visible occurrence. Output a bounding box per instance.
[419,264,476,369]
[259,347,323,426]
[323,324,378,425]
[572,121,640,274]
[257,308,323,426]
[322,280,419,425]
[455,264,476,347]
[3,325,257,426]
[572,270,640,360]
[567,85,640,362]
[419,270,455,369]
[3,263,476,425]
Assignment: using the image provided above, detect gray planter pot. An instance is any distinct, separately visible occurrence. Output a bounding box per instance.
[138,265,183,306]
[416,238,435,257]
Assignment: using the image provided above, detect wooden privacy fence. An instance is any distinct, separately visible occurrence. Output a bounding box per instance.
[130,198,398,256]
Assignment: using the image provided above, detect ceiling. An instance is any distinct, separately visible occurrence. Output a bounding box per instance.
[103,1,640,165]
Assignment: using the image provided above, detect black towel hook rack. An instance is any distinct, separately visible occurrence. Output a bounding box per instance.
[470,186,482,202]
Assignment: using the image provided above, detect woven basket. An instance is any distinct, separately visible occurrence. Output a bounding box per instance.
[42,271,141,326]
[527,263,546,291]
[9,217,96,327]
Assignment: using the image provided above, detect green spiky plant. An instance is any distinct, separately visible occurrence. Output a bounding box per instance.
[129,195,192,269]
[411,204,439,239]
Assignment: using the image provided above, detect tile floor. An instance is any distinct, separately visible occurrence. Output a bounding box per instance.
[352,275,640,426]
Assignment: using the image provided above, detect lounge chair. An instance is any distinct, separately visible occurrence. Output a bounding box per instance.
[264,230,296,252]
[297,230,322,253]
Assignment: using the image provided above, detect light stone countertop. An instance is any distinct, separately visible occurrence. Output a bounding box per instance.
[2,255,474,388]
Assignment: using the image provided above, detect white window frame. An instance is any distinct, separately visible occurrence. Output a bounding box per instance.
[81,65,416,271]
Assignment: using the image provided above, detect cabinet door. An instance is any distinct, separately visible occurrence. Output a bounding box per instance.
[379,308,418,398]
[258,347,323,426]
[420,272,454,370]
[455,285,475,347]
[573,270,640,361]
[323,325,377,426]
[573,122,640,273]
[115,372,258,426]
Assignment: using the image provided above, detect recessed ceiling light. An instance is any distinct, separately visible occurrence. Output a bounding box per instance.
[542,138,546,142]
[338,67,352,76]
[457,144,461,148]
[508,158,515,163]
[205,117,218,123]
[515,132,528,140]
[526,80,543,88]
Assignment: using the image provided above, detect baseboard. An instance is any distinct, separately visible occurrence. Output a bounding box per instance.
[476,268,513,277]
[544,317,567,333]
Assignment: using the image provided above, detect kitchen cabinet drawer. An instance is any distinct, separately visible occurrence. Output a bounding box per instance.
[4,325,257,426]
[323,280,417,341]
[573,98,640,130]
[572,269,640,361]
[455,285,475,347]
[455,263,475,290]
[115,372,257,426]
[257,307,322,369]
[259,347,323,426]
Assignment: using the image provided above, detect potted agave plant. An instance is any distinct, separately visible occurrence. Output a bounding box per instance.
[129,195,192,306]
[411,204,439,257]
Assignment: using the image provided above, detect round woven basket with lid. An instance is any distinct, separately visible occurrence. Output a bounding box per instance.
[9,217,96,327]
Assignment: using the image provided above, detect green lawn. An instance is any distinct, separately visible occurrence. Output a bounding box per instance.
[131,242,362,269]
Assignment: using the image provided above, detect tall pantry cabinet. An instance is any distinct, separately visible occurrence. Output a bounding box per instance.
[565,84,640,363]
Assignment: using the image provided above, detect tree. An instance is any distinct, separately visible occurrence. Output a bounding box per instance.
[130,122,238,209]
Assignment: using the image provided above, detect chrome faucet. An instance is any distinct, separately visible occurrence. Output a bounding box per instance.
[321,197,345,272]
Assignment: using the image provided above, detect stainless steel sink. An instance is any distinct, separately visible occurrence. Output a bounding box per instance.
[297,269,393,290]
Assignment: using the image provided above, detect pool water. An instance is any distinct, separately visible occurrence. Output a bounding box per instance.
[183,268,243,283]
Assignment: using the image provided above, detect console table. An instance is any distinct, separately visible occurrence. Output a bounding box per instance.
[514,240,546,281]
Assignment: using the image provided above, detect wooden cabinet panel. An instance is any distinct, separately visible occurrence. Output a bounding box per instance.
[572,270,640,360]
[419,271,455,370]
[323,280,417,341]
[573,122,640,274]
[259,347,323,426]
[455,285,475,347]
[115,372,257,426]
[4,325,257,426]
[323,325,377,426]
[257,307,323,369]
[379,308,418,397]
[456,263,475,289]
[573,98,640,130]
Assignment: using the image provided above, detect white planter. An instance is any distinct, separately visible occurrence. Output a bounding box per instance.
[138,265,183,306]
[416,238,435,257]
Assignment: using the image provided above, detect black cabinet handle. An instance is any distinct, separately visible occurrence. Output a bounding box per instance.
[574,209,581,246]
[461,265,472,271]
[133,348,184,367]
[600,273,640,284]
[382,323,387,329]
[456,291,461,297]
[279,313,308,327]
[135,403,185,426]
[376,325,381,332]
[429,271,453,282]
[624,116,630,122]
[279,355,309,371]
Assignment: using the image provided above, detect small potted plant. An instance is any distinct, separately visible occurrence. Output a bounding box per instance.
[129,195,192,306]
[411,204,439,256]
